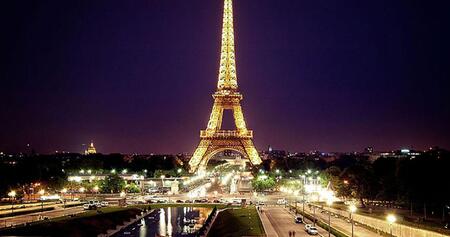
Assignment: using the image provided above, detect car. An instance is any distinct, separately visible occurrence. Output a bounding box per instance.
[304,224,312,231]
[212,199,221,203]
[277,198,287,205]
[83,203,97,210]
[176,200,184,203]
[101,201,109,207]
[256,201,265,206]
[294,216,303,223]
[307,226,318,235]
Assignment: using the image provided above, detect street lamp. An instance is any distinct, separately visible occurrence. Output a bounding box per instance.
[386,214,396,236]
[38,189,45,213]
[61,188,67,208]
[160,175,165,189]
[349,204,357,237]
[326,199,333,237]
[8,190,16,214]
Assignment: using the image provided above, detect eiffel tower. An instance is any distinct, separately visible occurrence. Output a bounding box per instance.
[189,0,262,173]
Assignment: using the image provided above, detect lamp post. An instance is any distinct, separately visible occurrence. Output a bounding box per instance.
[313,205,316,226]
[326,199,333,237]
[79,187,85,199]
[38,189,45,213]
[161,175,166,191]
[61,188,67,209]
[8,190,16,214]
[93,185,99,197]
[349,204,357,237]
[387,214,396,236]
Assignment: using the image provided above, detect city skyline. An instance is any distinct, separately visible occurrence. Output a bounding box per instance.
[2,0,450,154]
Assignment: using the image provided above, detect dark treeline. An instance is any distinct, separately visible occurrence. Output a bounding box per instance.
[266,148,450,219]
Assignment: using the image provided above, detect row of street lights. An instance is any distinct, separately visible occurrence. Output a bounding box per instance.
[325,203,396,237]
[316,200,397,237]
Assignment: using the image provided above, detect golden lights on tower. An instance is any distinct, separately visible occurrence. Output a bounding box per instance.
[189,0,262,173]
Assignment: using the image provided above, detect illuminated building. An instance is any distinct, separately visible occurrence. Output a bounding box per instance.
[85,141,97,155]
[188,0,262,173]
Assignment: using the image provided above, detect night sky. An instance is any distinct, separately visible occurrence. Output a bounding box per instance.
[1,0,450,154]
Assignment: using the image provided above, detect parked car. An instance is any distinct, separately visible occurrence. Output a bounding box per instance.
[304,224,312,231]
[307,226,318,235]
[83,203,97,210]
[277,199,287,205]
[294,216,303,223]
[100,201,109,207]
[176,200,184,203]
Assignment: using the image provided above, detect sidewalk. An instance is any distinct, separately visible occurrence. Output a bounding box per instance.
[257,208,278,237]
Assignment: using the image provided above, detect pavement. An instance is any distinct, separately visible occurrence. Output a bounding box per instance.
[260,206,333,237]
[0,206,85,228]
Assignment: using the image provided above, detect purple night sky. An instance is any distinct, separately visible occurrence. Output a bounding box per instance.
[1,0,449,154]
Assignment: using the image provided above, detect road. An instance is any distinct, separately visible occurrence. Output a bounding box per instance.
[262,206,333,237]
[0,206,84,228]
[303,205,381,237]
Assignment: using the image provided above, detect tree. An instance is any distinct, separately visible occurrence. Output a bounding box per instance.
[100,174,125,193]
[252,175,276,192]
[126,182,141,193]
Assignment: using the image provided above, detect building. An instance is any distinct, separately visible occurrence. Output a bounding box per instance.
[85,141,97,155]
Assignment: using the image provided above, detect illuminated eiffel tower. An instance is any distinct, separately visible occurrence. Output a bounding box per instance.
[189,0,262,173]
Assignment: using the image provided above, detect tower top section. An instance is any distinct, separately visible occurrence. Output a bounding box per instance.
[217,0,238,91]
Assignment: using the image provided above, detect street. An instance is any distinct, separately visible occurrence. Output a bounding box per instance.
[303,205,381,237]
[262,206,333,237]
[0,206,84,228]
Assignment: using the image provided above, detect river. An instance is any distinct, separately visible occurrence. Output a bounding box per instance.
[114,206,212,237]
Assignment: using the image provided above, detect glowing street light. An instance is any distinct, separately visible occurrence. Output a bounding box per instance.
[177,168,182,174]
[349,204,357,237]
[111,169,116,174]
[258,175,268,180]
[38,189,45,213]
[8,190,16,214]
[161,175,165,188]
[387,214,396,236]
[326,199,334,237]
[61,188,67,210]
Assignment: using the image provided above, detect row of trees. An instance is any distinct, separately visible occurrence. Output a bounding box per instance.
[325,153,450,210]
[0,153,182,197]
